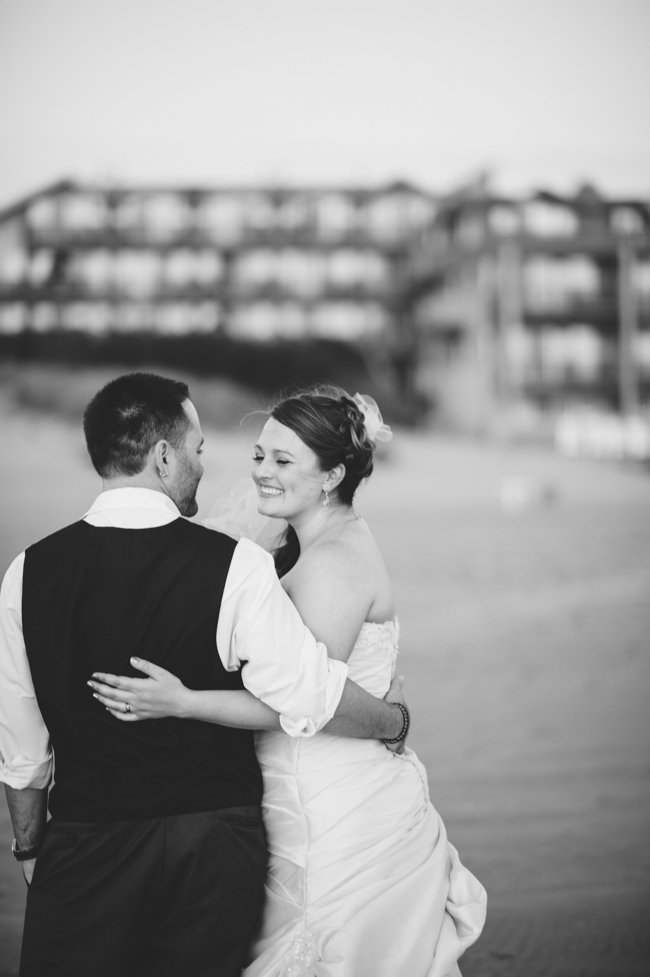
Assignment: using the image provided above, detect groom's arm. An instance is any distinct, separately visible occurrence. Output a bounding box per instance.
[217,539,404,739]
[0,555,53,882]
[0,555,54,788]
[4,786,48,884]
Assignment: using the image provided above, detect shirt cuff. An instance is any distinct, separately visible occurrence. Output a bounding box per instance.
[279,658,349,738]
[0,752,53,790]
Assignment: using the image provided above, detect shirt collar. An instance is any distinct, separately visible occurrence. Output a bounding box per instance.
[84,487,181,519]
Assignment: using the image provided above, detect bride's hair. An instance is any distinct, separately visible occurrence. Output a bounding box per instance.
[269,384,375,577]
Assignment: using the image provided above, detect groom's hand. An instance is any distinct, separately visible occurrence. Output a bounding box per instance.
[383,675,408,754]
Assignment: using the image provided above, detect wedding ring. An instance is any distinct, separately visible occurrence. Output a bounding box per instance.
[124,703,131,713]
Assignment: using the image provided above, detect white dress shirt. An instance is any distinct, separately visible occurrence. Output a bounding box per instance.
[0,488,348,790]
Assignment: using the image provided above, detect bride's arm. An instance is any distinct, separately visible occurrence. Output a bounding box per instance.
[89,658,406,743]
[88,658,281,729]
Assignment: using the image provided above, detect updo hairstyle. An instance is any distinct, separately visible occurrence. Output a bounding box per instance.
[269,385,375,576]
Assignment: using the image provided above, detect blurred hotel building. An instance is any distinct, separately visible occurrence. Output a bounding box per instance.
[0,179,648,429]
[0,179,432,340]
[405,183,650,429]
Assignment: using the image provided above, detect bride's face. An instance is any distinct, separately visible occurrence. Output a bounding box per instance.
[252,418,327,522]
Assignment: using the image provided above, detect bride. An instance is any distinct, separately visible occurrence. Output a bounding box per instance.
[90,386,486,977]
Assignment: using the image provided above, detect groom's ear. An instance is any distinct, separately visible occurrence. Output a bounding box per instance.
[152,438,172,478]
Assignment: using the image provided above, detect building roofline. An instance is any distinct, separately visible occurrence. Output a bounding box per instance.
[0,178,438,220]
[432,183,650,221]
[0,179,78,225]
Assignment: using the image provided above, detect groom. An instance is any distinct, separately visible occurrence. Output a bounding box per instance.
[0,372,408,977]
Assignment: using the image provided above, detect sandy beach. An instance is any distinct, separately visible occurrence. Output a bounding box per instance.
[1,406,649,976]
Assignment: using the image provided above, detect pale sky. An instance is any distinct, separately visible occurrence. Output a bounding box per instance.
[1,0,648,208]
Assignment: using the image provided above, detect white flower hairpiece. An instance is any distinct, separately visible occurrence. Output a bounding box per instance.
[352,393,393,444]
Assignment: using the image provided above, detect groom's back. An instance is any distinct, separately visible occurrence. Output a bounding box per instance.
[22,518,263,822]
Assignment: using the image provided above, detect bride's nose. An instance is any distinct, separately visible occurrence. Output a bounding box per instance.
[254,458,273,479]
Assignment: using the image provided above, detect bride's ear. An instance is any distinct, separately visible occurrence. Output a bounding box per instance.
[324,464,346,494]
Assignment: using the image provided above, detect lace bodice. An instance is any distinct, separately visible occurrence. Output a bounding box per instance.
[345,618,399,697]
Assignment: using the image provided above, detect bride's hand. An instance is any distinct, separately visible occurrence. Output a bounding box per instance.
[383,674,408,754]
[87,658,190,722]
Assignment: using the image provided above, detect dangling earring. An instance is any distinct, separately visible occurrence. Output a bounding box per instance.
[322,488,330,510]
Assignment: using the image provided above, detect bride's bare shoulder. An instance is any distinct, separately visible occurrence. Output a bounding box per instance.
[295,521,382,588]
[298,533,362,578]
[284,518,393,628]
[284,538,373,629]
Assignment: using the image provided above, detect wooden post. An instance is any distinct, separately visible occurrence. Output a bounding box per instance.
[496,240,523,404]
[220,249,234,335]
[617,241,639,414]
[475,253,498,427]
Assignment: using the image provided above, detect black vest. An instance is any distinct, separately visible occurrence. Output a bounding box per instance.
[22,518,263,822]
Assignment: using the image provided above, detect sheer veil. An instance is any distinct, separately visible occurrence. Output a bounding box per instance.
[201,478,286,552]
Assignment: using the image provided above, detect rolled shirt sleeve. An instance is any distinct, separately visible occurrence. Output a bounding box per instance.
[0,553,53,789]
[217,538,348,736]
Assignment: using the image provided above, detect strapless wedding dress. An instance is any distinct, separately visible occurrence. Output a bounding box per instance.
[243,620,487,977]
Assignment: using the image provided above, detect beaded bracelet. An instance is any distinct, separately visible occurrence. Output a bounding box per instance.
[382,702,410,745]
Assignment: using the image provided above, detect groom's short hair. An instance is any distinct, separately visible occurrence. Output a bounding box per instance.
[83,372,191,478]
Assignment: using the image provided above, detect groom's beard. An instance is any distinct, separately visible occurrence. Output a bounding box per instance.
[175,453,202,517]
[177,492,199,518]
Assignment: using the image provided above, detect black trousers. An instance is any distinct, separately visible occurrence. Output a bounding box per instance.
[20,806,267,977]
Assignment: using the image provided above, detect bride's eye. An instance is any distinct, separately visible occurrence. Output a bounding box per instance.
[252,454,263,463]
